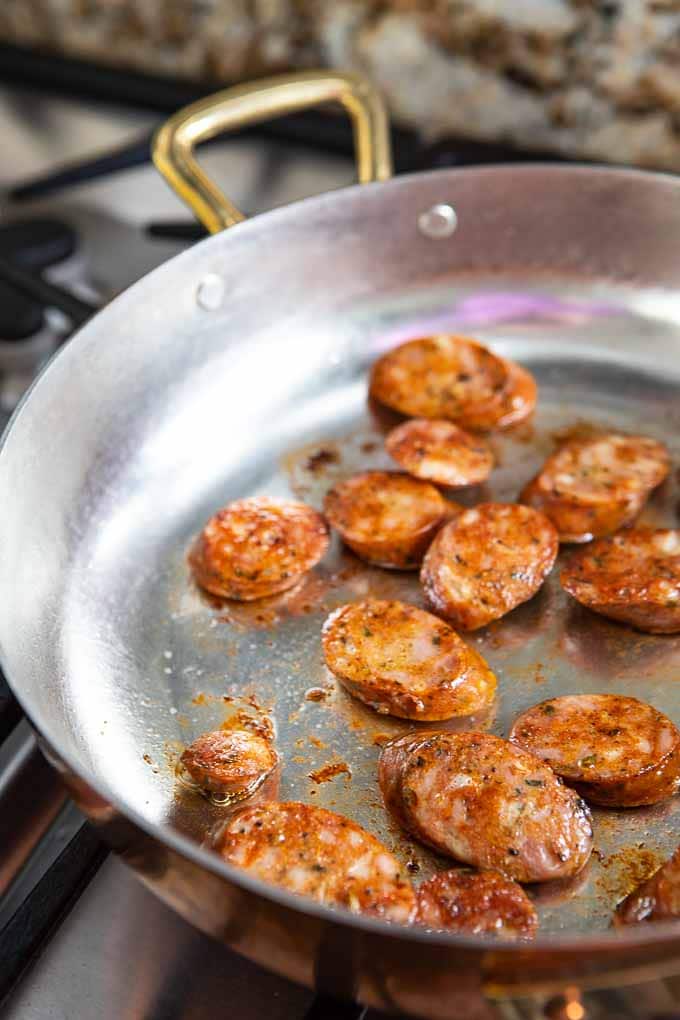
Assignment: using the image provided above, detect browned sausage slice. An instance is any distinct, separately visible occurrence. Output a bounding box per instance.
[378,731,436,833]
[386,419,494,487]
[190,497,329,601]
[509,694,680,808]
[217,801,416,922]
[323,471,451,569]
[379,731,593,883]
[460,361,537,432]
[522,476,647,545]
[180,728,278,802]
[520,433,670,543]
[561,529,680,634]
[415,869,538,937]
[369,335,509,424]
[322,600,497,720]
[420,503,558,630]
[615,847,680,925]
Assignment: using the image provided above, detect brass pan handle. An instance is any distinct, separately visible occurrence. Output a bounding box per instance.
[152,70,393,235]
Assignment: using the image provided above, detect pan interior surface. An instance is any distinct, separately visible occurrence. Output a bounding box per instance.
[3,167,680,943]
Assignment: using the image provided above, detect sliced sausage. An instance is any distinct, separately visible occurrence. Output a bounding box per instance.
[379,731,436,833]
[322,600,497,721]
[522,475,646,545]
[323,471,451,569]
[615,846,680,925]
[217,801,415,922]
[520,433,670,543]
[385,419,493,488]
[420,503,558,630]
[460,361,537,432]
[379,731,593,883]
[180,728,278,802]
[561,528,680,634]
[190,497,329,601]
[415,869,538,937]
[509,694,680,808]
[369,335,509,425]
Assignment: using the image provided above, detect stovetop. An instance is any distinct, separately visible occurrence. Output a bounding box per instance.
[1,77,680,1020]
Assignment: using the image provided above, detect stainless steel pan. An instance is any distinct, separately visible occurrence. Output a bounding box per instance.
[3,70,680,1018]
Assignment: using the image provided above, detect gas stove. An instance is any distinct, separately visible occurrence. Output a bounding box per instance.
[0,76,680,1020]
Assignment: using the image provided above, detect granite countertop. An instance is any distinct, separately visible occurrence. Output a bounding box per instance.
[2,1,680,170]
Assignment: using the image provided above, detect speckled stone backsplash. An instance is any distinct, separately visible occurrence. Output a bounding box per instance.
[2,1,680,169]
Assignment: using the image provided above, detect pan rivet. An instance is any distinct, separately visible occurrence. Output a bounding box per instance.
[196,274,224,311]
[418,204,457,239]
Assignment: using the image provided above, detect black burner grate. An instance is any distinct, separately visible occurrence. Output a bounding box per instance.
[0,218,95,339]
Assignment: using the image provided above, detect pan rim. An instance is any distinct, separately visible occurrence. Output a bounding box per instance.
[3,160,680,956]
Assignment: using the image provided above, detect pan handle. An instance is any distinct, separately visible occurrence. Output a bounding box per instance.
[151,70,393,235]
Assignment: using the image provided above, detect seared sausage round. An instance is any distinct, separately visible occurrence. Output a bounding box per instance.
[615,847,680,925]
[509,694,680,808]
[378,731,436,833]
[190,497,329,601]
[217,801,415,922]
[420,503,558,630]
[181,728,278,801]
[322,600,497,720]
[323,471,450,569]
[415,869,538,937]
[369,335,509,425]
[385,419,494,488]
[520,433,670,543]
[460,361,537,432]
[561,529,680,634]
[379,731,593,883]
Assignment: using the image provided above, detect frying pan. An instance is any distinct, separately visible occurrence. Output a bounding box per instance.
[3,70,680,1018]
